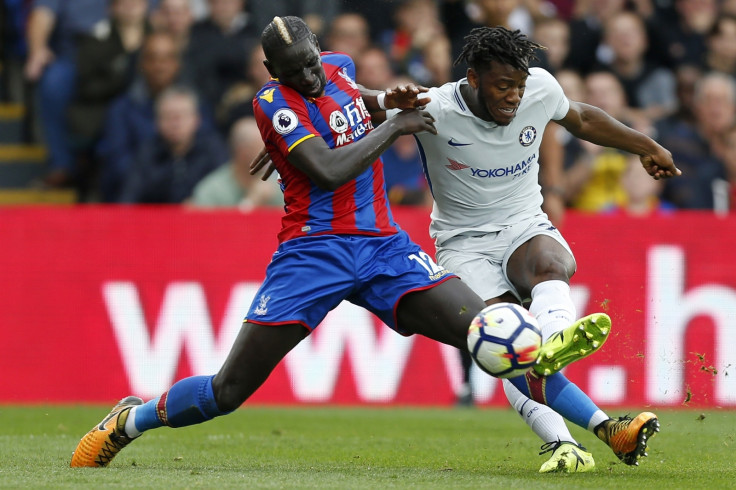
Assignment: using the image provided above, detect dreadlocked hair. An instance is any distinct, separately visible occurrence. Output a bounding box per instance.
[262,16,313,59]
[454,26,543,74]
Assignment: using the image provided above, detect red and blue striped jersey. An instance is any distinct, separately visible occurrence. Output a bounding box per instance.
[253,51,400,243]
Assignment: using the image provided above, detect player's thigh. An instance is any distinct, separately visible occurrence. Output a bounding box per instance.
[213,321,308,410]
[396,277,486,349]
[506,233,576,296]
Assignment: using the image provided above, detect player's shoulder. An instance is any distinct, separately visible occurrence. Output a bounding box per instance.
[254,79,279,98]
[426,80,465,114]
[528,67,561,90]
[524,67,569,119]
[428,80,459,100]
[320,50,352,65]
[253,80,300,113]
[320,51,355,74]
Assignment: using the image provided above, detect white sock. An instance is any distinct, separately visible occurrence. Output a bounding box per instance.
[124,406,142,438]
[587,410,610,432]
[529,280,576,341]
[503,379,576,444]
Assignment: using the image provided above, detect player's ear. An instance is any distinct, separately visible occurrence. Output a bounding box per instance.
[263,59,277,79]
[311,34,321,52]
[467,68,479,89]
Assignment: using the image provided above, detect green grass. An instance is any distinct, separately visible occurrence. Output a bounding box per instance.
[0,405,733,489]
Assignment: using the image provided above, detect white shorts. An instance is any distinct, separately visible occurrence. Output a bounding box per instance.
[435,215,575,302]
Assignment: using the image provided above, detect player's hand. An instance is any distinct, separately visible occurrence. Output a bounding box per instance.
[640,146,681,180]
[394,109,437,135]
[385,84,431,110]
[249,147,277,181]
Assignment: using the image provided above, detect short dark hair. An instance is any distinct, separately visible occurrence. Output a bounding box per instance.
[261,16,314,60]
[454,26,542,74]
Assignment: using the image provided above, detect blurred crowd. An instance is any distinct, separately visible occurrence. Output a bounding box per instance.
[1,0,735,213]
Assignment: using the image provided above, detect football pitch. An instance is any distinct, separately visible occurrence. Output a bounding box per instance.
[1,405,733,489]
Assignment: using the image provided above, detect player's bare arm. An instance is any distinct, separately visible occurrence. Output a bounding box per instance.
[288,109,437,190]
[248,88,435,181]
[555,100,681,180]
[250,86,436,182]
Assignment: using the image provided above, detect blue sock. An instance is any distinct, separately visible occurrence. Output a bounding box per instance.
[508,372,601,429]
[133,375,231,432]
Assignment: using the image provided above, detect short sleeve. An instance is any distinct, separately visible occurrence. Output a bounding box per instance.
[253,86,318,155]
[530,68,570,121]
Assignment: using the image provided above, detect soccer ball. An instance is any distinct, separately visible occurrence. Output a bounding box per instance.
[467,303,542,378]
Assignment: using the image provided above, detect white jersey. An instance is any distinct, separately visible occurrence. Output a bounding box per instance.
[395,67,569,246]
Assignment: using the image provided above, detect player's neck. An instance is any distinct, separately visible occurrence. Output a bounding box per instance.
[459,81,495,124]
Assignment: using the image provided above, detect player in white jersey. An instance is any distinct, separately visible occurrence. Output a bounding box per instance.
[417,65,564,249]
[383,27,680,472]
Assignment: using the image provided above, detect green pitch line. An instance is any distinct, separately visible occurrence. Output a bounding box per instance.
[0,405,733,489]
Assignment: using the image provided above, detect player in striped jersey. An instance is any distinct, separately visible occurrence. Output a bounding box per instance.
[68,16,480,468]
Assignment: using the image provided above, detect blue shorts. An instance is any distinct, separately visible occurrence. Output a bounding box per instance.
[245,231,454,334]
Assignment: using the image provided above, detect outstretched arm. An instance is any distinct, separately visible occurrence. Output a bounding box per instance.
[251,84,434,181]
[250,111,437,186]
[555,100,681,180]
[289,109,437,191]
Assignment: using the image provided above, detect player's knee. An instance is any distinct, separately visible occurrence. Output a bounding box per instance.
[212,375,248,413]
[532,253,574,282]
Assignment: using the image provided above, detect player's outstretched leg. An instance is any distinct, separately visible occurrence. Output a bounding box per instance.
[70,374,231,468]
[538,440,595,473]
[70,396,143,467]
[594,412,660,465]
[70,322,308,468]
[534,313,611,376]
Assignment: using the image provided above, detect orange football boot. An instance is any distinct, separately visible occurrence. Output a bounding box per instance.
[595,412,660,465]
[70,396,143,467]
